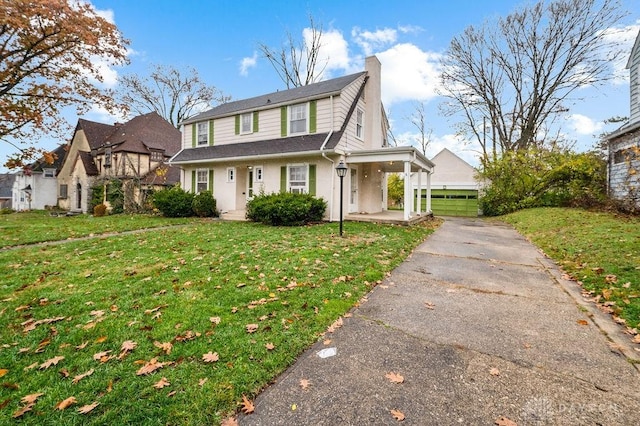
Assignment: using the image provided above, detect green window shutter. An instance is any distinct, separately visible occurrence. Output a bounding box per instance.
[280,166,287,192]
[192,124,197,147]
[208,169,214,193]
[253,111,259,132]
[309,100,317,134]
[235,115,240,135]
[208,120,214,146]
[308,164,316,195]
[280,106,287,137]
[191,170,196,193]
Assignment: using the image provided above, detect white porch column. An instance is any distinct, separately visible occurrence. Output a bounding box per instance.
[426,171,432,213]
[416,169,422,215]
[403,161,411,221]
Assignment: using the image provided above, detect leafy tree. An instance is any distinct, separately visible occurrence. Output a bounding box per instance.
[387,174,404,207]
[0,0,129,168]
[115,64,230,128]
[440,0,626,165]
[258,15,327,88]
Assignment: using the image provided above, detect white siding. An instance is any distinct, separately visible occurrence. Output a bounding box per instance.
[630,61,640,125]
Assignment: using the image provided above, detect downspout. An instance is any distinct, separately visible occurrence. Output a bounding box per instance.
[321,95,335,222]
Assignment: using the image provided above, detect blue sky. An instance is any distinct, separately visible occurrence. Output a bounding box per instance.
[3,0,640,171]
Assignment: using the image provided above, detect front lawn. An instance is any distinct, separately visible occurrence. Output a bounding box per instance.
[0,219,439,425]
[0,211,196,248]
[503,207,640,330]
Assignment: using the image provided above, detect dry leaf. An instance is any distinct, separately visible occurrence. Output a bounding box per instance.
[300,378,311,390]
[121,340,137,352]
[0,369,8,377]
[489,368,500,376]
[577,319,589,326]
[265,342,275,350]
[202,351,219,363]
[241,394,255,414]
[55,396,77,410]
[77,401,99,414]
[199,378,208,386]
[495,416,517,426]
[21,393,43,404]
[40,355,64,370]
[221,417,239,426]
[390,409,405,421]
[95,336,108,343]
[12,403,34,418]
[72,369,94,384]
[424,301,435,310]
[210,316,221,325]
[92,350,111,362]
[385,372,405,384]
[136,358,170,376]
[154,341,173,355]
[76,341,88,350]
[246,324,258,333]
[327,317,343,333]
[153,377,170,389]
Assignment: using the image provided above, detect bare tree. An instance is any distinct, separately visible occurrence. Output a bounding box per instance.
[115,64,230,128]
[409,102,433,156]
[259,15,327,88]
[440,0,626,165]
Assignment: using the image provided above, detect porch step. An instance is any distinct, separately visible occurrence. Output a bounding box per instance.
[220,210,247,221]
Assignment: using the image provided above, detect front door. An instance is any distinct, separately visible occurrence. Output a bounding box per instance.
[349,168,358,212]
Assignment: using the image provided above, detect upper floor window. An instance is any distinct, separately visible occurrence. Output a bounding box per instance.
[356,109,364,139]
[289,103,307,134]
[150,151,164,162]
[43,168,55,178]
[197,122,208,146]
[241,113,253,134]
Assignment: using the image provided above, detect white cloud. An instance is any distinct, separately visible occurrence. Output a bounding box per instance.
[393,129,480,166]
[352,27,397,56]
[86,103,129,124]
[375,43,442,105]
[601,20,640,84]
[240,51,258,76]
[313,28,354,77]
[567,113,604,136]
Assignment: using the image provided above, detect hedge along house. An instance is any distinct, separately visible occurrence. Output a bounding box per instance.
[170,56,434,223]
[57,112,181,213]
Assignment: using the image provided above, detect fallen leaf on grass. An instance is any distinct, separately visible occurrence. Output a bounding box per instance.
[265,342,275,351]
[199,378,208,386]
[12,403,34,418]
[93,351,112,363]
[390,409,405,421]
[72,369,94,384]
[495,416,517,426]
[77,401,99,414]
[118,340,137,359]
[300,378,311,390]
[153,377,170,389]
[76,341,88,350]
[202,351,219,363]
[210,316,221,325]
[54,396,76,410]
[241,394,255,414]
[385,372,405,384]
[21,393,43,405]
[246,324,258,333]
[154,341,173,355]
[221,417,238,426]
[136,358,171,376]
[40,355,64,370]
[0,369,7,377]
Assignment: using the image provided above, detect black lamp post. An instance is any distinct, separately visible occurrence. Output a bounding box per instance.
[335,161,348,236]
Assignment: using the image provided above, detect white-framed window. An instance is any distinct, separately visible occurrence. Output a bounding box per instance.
[254,166,263,182]
[197,122,208,146]
[288,164,308,194]
[196,169,208,192]
[227,167,235,182]
[43,168,55,178]
[289,103,307,134]
[241,113,252,134]
[356,109,364,139]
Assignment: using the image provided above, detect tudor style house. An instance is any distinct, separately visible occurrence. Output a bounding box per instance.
[170,56,434,223]
[605,29,640,205]
[57,112,181,213]
[12,144,67,211]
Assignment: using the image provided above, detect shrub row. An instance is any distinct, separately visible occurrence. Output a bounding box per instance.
[152,186,219,218]
[246,192,327,226]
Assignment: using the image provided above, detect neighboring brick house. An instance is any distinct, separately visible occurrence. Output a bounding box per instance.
[11,144,67,211]
[170,56,434,222]
[57,112,181,213]
[605,29,640,205]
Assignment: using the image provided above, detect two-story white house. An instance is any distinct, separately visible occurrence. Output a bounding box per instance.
[605,29,640,206]
[12,144,67,211]
[170,56,434,223]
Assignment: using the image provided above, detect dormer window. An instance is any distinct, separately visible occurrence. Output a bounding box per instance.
[150,151,164,162]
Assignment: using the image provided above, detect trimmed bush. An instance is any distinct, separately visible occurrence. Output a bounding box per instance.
[246,192,327,226]
[192,191,219,218]
[152,186,195,217]
[93,203,107,217]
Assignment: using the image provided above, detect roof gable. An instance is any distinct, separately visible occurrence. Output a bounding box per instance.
[105,112,181,156]
[183,72,366,124]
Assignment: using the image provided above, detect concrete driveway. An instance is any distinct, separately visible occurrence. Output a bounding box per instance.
[240,217,640,425]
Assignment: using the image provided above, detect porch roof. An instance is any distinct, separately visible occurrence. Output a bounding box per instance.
[344,146,435,173]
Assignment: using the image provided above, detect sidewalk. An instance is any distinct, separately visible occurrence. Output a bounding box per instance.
[240,218,640,425]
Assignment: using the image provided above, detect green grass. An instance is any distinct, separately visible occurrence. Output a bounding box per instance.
[0,211,196,248]
[0,218,440,425]
[502,207,640,330]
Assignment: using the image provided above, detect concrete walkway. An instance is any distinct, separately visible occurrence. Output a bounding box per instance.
[240,218,640,425]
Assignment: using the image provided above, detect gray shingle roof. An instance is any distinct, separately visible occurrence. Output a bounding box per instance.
[171,131,343,163]
[182,72,366,125]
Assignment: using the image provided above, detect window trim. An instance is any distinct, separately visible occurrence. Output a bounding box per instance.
[197,122,209,146]
[240,112,253,134]
[288,103,308,135]
[287,163,308,194]
[227,167,236,183]
[196,168,209,193]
